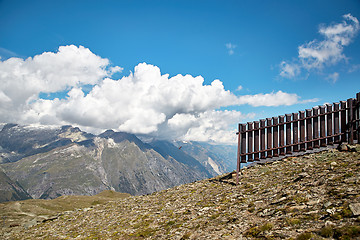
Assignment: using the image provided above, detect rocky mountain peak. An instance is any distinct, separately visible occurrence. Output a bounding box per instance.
[0,123,234,202]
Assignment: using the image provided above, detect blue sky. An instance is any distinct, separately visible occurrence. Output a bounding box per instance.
[0,0,359,144]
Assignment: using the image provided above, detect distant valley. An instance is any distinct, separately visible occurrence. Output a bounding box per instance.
[0,123,236,202]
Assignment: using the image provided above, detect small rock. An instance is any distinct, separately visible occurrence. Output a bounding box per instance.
[293,172,309,182]
[348,145,357,152]
[324,202,332,208]
[307,199,320,205]
[326,208,336,215]
[349,203,360,216]
[200,207,210,212]
[271,197,287,205]
[330,162,337,170]
[259,209,275,217]
[337,143,349,151]
[325,220,336,227]
[289,205,307,211]
[305,210,319,215]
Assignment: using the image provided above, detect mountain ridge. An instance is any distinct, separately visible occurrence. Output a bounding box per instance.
[0,123,236,202]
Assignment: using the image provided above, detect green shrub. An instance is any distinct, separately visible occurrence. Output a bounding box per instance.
[260,222,273,232]
[334,225,360,240]
[296,232,312,240]
[319,226,334,238]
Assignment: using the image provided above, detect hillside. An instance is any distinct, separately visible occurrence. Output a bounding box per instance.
[1,145,359,239]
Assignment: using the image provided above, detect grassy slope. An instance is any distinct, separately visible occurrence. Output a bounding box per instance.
[0,190,129,230]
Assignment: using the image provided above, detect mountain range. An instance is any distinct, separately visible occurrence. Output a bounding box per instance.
[0,123,236,202]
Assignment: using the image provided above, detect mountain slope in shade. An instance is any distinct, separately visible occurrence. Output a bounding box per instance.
[149,140,212,177]
[0,167,32,202]
[168,141,237,176]
[2,134,209,199]
[0,123,233,201]
[2,143,111,199]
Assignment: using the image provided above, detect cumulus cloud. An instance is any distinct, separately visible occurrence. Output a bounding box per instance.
[0,45,122,122]
[0,45,317,143]
[280,14,359,80]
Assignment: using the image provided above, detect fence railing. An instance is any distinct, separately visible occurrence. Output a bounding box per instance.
[236,92,360,183]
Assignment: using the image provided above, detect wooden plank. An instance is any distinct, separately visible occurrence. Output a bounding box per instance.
[334,103,340,143]
[306,109,313,150]
[247,122,253,162]
[266,118,273,158]
[260,119,266,159]
[313,107,319,148]
[286,114,292,154]
[254,121,260,161]
[279,116,285,155]
[340,101,347,142]
[327,104,333,145]
[292,113,299,152]
[272,117,279,157]
[348,98,354,144]
[320,106,326,147]
[299,111,306,151]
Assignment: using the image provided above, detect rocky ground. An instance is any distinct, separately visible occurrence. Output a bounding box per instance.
[1,145,360,239]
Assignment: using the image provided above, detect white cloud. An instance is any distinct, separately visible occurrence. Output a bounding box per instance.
[280,14,359,79]
[236,85,243,91]
[327,72,339,84]
[0,45,122,122]
[225,43,237,55]
[236,90,318,107]
[279,61,301,78]
[0,46,317,144]
[165,110,255,144]
[348,64,360,73]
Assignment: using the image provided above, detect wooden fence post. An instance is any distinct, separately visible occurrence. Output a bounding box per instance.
[260,120,266,159]
[236,124,241,185]
[266,118,273,158]
[299,111,306,151]
[286,114,292,154]
[293,113,299,152]
[313,107,319,148]
[241,124,247,163]
[340,101,347,142]
[327,104,333,145]
[320,106,326,147]
[279,116,285,155]
[348,99,354,145]
[357,93,360,141]
[334,103,340,143]
[273,117,279,157]
[254,121,260,161]
[247,122,253,162]
[305,109,313,150]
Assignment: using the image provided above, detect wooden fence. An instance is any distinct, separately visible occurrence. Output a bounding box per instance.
[236,92,360,183]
